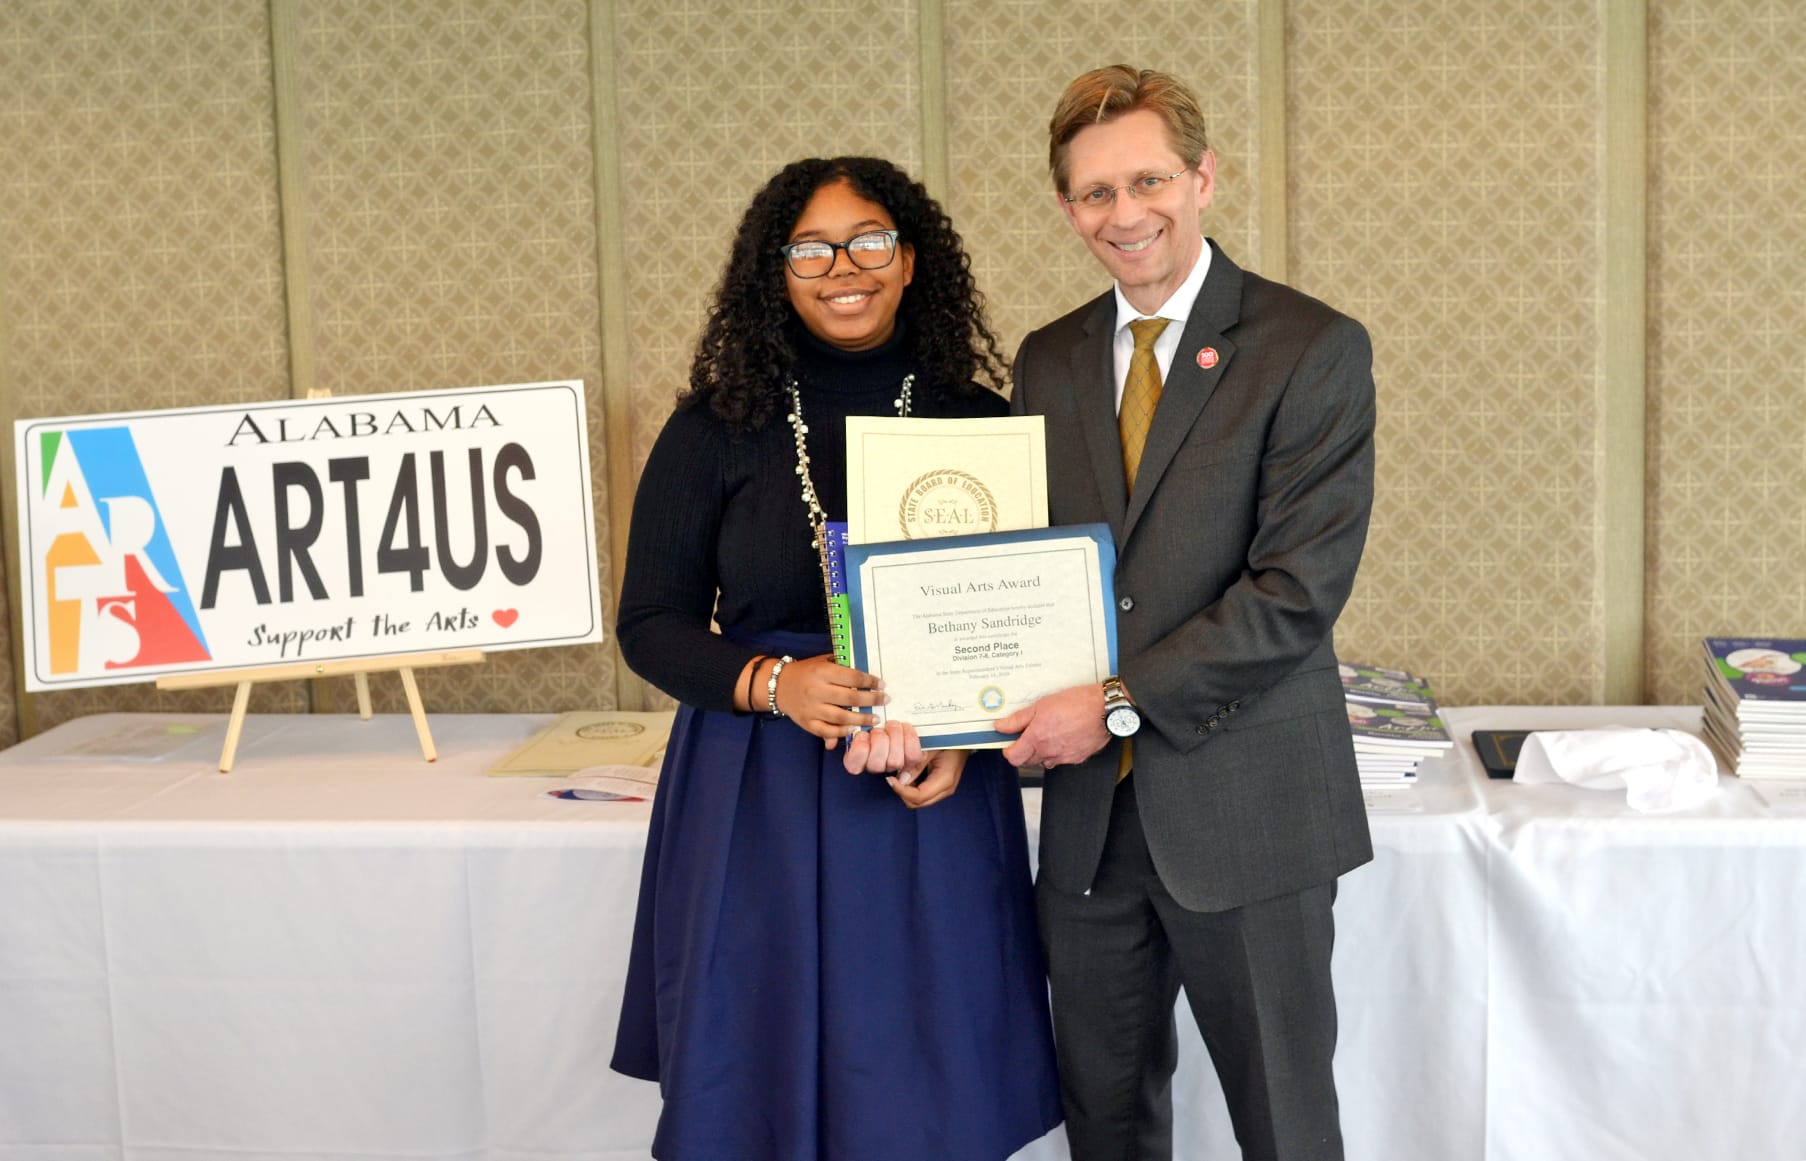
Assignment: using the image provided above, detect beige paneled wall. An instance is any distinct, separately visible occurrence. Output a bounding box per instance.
[613,0,925,474]
[1646,0,1806,704]
[290,0,616,713]
[1,1,1802,734]
[943,0,1263,358]
[1291,0,1607,706]
[0,0,304,733]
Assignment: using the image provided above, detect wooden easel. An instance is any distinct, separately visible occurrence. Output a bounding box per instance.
[156,649,485,772]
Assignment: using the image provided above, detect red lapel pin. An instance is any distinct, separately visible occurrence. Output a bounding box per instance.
[1196,347,1219,369]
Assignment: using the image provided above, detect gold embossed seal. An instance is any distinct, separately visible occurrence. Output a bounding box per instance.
[576,721,647,740]
[898,469,999,538]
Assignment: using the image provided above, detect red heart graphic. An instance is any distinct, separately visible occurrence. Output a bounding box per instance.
[492,609,519,628]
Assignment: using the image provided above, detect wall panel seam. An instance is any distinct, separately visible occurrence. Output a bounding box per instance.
[269,0,315,402]
[588,0,646,710]
[268,0,324,714]
[0,195,26,737]
[1602,0,1648,703]
[1257,0,1288,282]
[917,0,949,201]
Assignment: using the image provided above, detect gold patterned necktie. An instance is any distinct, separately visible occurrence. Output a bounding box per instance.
[1120,317,1170,493]
[1115,318,1168,784]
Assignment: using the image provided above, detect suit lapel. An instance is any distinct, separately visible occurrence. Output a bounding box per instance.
[1123,241,1244,541]
[1070,295,1128,541]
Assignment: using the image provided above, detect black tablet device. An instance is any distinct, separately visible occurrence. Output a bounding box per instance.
[1471,729,1532,779]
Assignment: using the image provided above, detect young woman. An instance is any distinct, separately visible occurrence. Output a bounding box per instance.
[611,157,1061,1161]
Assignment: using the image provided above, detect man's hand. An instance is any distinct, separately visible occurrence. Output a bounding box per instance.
[996,682,1111,770]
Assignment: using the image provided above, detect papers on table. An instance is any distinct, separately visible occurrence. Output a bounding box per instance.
[1340,662,1452,788]
[44,718,223,761]
[545,766,661,802]
[1699,637,1806,779]
[1361,785,1426,813]
[488,711,673,777]
[1748,781,1806,813]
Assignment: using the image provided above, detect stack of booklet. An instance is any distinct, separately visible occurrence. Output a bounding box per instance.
[1339,662,1453,785]
[1700,637,1806,778]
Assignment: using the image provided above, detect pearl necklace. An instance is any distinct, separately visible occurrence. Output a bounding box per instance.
[785,373,914,552]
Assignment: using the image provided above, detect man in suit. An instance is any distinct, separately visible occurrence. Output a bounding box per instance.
[995,65,1376,1161]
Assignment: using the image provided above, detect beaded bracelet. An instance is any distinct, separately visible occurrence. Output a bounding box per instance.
[741,655,769,714]
[766,655,796,717]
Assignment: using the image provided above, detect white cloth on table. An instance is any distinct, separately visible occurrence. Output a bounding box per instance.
[1513,726,1719,812]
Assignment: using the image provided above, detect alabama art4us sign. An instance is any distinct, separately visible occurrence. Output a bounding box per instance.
[13,381,603,691]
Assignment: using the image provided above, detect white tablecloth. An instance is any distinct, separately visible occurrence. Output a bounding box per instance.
[2,708,1802,1160]
[1438,706,1806,1161]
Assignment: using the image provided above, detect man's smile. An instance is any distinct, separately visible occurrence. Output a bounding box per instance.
[1110,231,1162,253]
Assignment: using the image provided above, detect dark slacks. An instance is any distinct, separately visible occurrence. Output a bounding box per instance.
[1037,776,1344,1161]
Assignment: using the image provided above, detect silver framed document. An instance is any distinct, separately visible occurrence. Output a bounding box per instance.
[845,524,1117,749]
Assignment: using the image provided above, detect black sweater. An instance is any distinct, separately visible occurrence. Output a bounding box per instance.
[616,329,1007,710]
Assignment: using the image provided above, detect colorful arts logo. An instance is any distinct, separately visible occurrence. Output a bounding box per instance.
[33,427,211,676]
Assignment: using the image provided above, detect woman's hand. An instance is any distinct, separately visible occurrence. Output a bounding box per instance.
[887,748,967,810]
[770,654,887,749]
[841,718,923,775]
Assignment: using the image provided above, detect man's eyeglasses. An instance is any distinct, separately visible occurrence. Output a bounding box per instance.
[1061,171,1189,210]
[780,230,901,278]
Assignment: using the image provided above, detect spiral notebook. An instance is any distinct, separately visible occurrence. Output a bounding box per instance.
[823,521,854,666]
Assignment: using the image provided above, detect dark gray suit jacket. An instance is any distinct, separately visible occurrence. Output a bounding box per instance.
[1011,240,1375,912]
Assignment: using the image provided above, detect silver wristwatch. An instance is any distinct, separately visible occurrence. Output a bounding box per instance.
[1102,675,1140,738]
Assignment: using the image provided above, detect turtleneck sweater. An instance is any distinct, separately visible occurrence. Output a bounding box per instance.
[616,327,1006,710]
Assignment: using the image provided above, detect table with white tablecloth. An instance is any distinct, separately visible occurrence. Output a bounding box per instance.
[2,707,1802,1161]
[1433,707,1806,1161]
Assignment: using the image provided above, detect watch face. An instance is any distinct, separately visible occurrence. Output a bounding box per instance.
[1106,704,1140,737]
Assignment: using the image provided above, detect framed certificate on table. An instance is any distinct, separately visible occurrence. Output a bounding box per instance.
[845,524,1117,748]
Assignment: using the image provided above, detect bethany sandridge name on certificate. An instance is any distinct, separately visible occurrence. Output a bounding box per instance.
[848,526,1117,749]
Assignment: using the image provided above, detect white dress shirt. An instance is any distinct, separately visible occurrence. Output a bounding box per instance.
[1111,236,1212,414]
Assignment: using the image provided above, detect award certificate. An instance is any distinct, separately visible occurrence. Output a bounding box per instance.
[843,415,1046,543]
[846,524,1117,749]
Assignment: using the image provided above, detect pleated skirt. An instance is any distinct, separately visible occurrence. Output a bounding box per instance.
[612,631,1063,1161]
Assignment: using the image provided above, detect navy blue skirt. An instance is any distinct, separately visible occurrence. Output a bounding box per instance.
[612,631,1062,1160]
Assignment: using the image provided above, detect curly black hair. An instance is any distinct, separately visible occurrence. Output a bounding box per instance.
[682,157,1007,430]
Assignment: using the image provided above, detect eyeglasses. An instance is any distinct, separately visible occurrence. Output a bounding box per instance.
[779,229,901,278]
[1061,171,1189,210]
